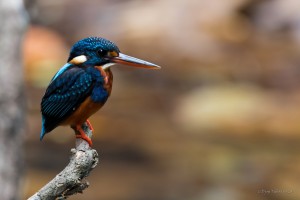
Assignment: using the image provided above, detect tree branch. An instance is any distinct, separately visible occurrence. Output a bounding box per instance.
[28,123,99,200]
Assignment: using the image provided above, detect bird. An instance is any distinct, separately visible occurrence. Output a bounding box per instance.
[40,37,160,146]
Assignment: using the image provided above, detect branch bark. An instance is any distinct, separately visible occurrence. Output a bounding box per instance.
[28,123,99,200]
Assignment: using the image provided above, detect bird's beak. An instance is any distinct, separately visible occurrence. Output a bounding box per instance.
[111,53,161,69]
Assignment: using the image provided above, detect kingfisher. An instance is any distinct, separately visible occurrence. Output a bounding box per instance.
[40,37,160,146]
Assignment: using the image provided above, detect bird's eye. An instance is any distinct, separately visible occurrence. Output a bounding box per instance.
[97,49,108,57]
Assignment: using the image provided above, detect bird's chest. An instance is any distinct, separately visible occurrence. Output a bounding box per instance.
[90,67,113,103]
[96,66,113,95]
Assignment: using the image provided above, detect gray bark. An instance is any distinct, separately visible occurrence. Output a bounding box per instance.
[28,123,99,200]
[0,0,28,200]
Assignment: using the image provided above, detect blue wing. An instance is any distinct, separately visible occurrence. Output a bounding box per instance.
[40,65,94,139]
[51,63,73,82]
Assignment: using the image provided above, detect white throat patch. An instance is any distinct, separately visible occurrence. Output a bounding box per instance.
[102,63,116,70]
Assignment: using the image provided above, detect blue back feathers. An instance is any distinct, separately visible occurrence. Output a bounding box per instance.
[41,66,109,135]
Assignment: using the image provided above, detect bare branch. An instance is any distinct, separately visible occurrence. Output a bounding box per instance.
[28,123,99,200]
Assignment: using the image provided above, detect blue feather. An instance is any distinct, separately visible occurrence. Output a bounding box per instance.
[91,84,109,103]
[40,116,46,140]
[51,63,73,82]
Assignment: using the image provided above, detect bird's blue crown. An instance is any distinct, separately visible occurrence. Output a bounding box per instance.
[68,37,119,60]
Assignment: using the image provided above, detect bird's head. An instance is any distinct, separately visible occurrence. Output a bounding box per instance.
[67,37,160,70]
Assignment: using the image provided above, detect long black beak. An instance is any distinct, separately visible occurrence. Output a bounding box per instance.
[111,53,161,69]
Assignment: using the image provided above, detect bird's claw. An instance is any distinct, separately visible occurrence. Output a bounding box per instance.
[85,120,94,132]
[73,125,93,147]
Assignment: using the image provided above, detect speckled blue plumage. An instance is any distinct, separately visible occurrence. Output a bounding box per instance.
[68,37,119,65]
[40,65,109,140]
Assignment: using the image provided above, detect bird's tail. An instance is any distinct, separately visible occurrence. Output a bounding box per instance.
[40,116,46,141]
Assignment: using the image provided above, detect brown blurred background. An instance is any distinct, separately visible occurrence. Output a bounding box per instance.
[22,0,300,199]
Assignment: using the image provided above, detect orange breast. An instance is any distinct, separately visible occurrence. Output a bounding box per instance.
[61,97,105,126]
[100,67,113,96]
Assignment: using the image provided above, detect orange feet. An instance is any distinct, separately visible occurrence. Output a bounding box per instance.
[86,120,94,132]
[73,125,93,146]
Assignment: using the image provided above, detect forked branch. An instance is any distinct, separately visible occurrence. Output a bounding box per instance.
[28,123,98,200]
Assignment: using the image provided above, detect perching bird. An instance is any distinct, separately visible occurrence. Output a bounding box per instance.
[40,37,160,146]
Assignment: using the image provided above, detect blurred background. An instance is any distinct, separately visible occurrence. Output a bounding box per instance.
[22,0,300,199]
